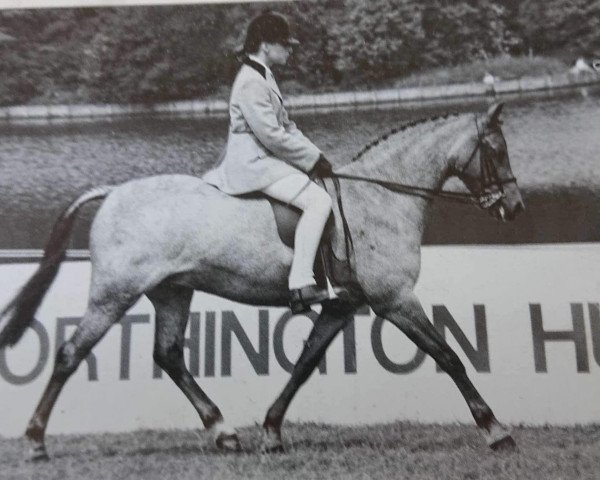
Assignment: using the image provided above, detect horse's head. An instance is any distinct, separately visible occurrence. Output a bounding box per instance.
[454,103,524,221]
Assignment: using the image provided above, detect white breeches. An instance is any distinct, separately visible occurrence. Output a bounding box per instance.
[261,173,333,289]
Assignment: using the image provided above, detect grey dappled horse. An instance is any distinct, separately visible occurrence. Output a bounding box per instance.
[0,103,524,459]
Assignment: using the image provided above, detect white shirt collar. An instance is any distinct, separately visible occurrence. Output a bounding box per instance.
[248,54,273,78]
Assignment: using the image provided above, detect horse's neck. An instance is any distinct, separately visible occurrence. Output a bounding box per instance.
[341,116,468,189]
[339,116,470,237]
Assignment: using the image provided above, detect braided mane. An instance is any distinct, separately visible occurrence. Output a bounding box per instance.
[351,111,461,163]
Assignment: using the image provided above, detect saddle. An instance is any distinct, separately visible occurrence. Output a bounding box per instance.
[247,177,359,296]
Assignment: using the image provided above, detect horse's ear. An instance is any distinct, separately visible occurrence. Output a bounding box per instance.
[485,102,504,126]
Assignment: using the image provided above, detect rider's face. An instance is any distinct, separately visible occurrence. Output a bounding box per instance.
[264,41,292,66]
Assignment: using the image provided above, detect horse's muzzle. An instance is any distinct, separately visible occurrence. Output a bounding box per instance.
[490,184,525,222]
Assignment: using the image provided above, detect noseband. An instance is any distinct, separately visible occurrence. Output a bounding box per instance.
[456,117,517,209]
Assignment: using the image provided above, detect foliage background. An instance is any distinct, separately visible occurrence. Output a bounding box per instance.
[0,0,598,105]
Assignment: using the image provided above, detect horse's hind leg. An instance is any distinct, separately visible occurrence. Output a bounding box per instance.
[262,304,352,452]
[375,291,516,451]
[24,290,137,461]
[147,284,240,452]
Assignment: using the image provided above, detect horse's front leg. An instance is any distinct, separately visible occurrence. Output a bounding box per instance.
[374,291,516,451]
[262,303,353,452]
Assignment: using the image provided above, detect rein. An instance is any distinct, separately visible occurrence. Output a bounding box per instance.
[330,171,477,204]
[330,115,515,210]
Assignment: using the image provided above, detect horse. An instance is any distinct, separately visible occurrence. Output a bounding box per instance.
[0,102,524,460]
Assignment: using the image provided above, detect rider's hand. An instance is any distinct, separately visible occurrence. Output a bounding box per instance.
[310,154,333,178]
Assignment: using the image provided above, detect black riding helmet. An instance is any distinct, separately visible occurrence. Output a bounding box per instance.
[237,11,300,55]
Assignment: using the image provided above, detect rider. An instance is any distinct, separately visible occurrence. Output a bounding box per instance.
[203,11,346,314]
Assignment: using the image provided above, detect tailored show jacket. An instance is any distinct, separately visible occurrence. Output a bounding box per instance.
[202,58,321,194]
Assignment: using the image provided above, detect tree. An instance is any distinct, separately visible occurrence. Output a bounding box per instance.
[0,0,598,106]
[505,0,600,57]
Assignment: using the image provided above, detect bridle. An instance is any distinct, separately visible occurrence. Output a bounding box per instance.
[453,117,517,209]
[331,115,517,210]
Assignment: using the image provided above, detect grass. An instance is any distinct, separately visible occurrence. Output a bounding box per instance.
[2,422,600,480]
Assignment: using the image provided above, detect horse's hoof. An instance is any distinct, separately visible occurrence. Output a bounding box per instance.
[215,432,242,452]
[489,434,517,452]
[261,426,284,454]
[27,445,50,462]
[261,443,285,454]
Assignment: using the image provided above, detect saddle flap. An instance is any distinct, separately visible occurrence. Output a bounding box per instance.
[241,180,357,293]
[268,177,357,292]
[268,198,333,249]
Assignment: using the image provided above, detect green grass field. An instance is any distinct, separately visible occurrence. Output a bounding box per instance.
[2,422,600,480]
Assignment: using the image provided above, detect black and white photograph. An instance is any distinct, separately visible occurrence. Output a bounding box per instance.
[0,0,599,478]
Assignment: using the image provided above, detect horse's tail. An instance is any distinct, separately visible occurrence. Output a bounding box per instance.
[0,185,114,348]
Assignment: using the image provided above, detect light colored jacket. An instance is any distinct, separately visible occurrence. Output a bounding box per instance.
[203,61,321,194]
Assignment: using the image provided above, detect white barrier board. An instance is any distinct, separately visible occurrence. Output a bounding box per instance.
[1,244,599,437]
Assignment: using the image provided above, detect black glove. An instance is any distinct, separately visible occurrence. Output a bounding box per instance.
[310,154,333,178]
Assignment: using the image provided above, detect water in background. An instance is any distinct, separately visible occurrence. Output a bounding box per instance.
[0,87,599,248]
